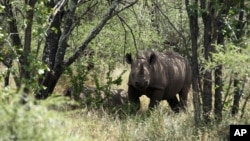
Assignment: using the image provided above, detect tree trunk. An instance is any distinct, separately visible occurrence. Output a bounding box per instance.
[231,77,241,116]
[213,0,230,122]
[214,65,222,121]
[200,1,213,122]
[231,0,245,116]
[20,0,37,93]
[3,0,22,87]
[3,62,11,87]
[185,0,201,126]
[42,0,63,68]
[37,0,67,99]
[202,71,212,122]
[36,69,63,99]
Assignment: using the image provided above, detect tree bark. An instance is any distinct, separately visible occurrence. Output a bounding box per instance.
[36,0,63,99]
[200,0,213,122]
[37,0,76,99]
[213,0,230,122]
[36,69,63,99]
[231,0,245,116]
[2,0,22,87]
[185,0,201,126]
[20,0,37,92]
[214,65,222,121]
[42,0,63,68]
[231,77,241,116]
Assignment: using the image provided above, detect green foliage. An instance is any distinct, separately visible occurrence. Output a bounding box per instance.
[63,56,127,107]
[23,53,50,92]
[204,42,250,111]
[0,4,5,12]
[0,89,80,141]
[67,1,164,62]
[206,43,250,77]
[64,61,89,101]
[90,63,126,107]
[98,63,126,87]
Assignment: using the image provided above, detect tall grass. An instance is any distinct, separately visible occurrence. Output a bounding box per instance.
[1,75,249,140]
[1,88,249,141]
[64,107,197,141]
[1,66,250,141]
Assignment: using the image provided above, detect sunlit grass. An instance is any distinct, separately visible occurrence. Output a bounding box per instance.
[1,65,250,141]
[1,87,249,141]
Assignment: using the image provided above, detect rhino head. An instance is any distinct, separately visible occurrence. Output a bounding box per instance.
[126,52,156,90]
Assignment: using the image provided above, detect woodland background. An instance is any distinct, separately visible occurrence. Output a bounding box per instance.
[0,0,250,140]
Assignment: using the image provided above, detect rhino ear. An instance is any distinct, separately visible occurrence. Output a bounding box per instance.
[125,53,133,64]
[149,52,156,64]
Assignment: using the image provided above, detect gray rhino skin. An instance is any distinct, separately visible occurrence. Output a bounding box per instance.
[126,51,192,112]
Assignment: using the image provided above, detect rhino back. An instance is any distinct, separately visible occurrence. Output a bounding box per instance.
[149,51,191,97]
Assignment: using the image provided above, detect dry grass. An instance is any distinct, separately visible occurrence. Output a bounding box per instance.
[1,63,250,141]
[58,93,250,141]
[3,89,248,141]
[63,107,196,141]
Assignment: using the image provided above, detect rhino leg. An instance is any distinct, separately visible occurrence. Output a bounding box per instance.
[167,96,181,113]
[179,88,189,111]
[128,85,141,103]
[148,89,164,108]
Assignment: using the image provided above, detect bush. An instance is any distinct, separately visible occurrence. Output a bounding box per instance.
[0,89,81,141]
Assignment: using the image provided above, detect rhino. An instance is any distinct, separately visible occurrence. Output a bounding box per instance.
[125,50,192,112]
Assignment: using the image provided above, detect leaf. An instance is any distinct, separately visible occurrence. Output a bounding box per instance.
[38,69,45,75]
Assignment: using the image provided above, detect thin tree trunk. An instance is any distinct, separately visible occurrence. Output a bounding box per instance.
[3,64,11,87]
[200,0,216,123]
[241,92,250,118]
[185,0,201,126]
[214,65,222,121]
[20,0,37,89]
[231,77,241,116]
[2,0,22,87]
[201,18,213,123]
[202,71,212,122]
[231,0,245,116]
[214,0,230,121]
[222,71,233,108]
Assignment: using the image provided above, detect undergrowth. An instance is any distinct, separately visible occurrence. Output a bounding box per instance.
[1,87,249,141]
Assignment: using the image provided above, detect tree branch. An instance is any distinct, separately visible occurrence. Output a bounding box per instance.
[153,1,186,45]
[54,0,78,70]
[117,14,138,55]
[117,15,128,63]
[45,0,67,36]
[64,0,138,67]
